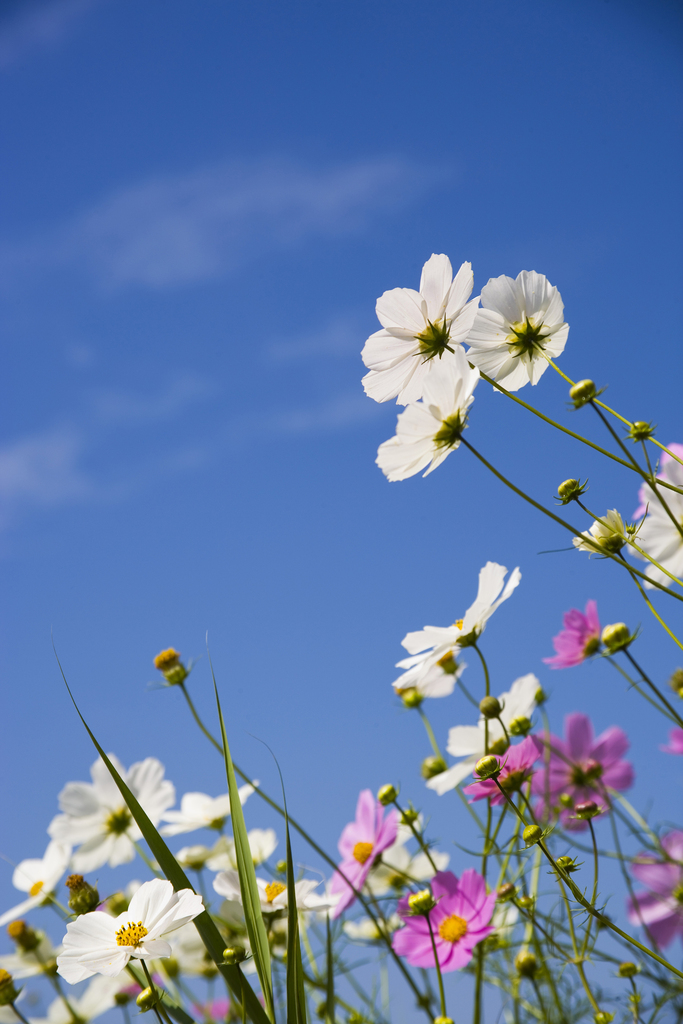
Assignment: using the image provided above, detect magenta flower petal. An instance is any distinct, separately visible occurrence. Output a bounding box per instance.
[543,601,601,669]
[564,713,593,761]
[661,728,683,755]
[330,789,398,917]
[601,761,634,791]
[662,831,683,861]
[591,725,630,766]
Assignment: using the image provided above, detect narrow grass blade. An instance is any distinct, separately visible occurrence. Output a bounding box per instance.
[325,914,334,1024]
[284,799,307,1024]
[55,655,269,1024]
[208,656,275,1022]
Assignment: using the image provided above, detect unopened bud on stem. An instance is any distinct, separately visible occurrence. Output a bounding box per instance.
[421,755,446,779]
[569,379,596,408]
[474,755,500,779]
[497,883,516,902]
[515,951,538,978]
[557,478,588,504]
[627,421,655,442]
[523,824,543,846]
[222,945,247,966]
[400,687,423,709]
[618,961,639,978]
[509,716,532,737]
[479,696,502,719]
[7,921,39,952]
[574,800,600,820]
[668,668,683,697]
[601,622,632,653]
[136,988,160,1013]
[377,785,398,806]
[65,875,100,915]
[407,889,436,915]
[0,971,19,1007]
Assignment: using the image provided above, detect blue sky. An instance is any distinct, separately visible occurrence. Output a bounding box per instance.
[1,0,682,1018]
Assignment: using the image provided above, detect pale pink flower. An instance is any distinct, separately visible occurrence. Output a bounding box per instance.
[543,600,601,669]
[628,832,683,947]
[329,791,398,917]
[661,728,683,755]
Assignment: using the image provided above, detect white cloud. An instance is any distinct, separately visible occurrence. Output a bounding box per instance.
[2,156,441,289]
[88,374,217,425]
[266,316,361,363]
[0,0,102,70]
[0,427,89,525]
[270,391,384,436]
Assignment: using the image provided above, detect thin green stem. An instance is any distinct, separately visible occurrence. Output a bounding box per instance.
[623,649,683,729]
[133,840,162,878]
[392,798,439,874]
[619,560,683,654]
[426,914,447,1020]
[605,654,680,724]
[418,707,444,760]
[580,820,599,957]
[10,1006,32,1024]
[472,642,490,697]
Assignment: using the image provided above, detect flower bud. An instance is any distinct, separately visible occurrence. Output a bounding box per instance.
[400,808,419,826]
[488,737,509,756]
[400,687,423,709]
[534,687,547,706]
[377,785,398,806]
[0,971,19,1007]
[474,755,500,779]
[601,622,632,653]
[154,648,187,686]
[557,478,587,504]
[509,716,532,737]
[618,961,639,978]
[433,1018,455,1024]
[479,696,502,719]
[421,756,446,779]
[7,921,40,952]
[593,1013,615,1024]
[558,793,574,808]
[556,856,579,874]
[574,800,600,820]
[407,889,436,915]
[627,421,655,442]
[275,860,287,875]
[114,992,133,1006]
[106,891,129,916]
[163,958,179,979]
[569,379,596,408]
[523,824,543,846]
[668,668,683,697]
[497,883,516,902]
[222,945,247,965]
[65,874,100,915]
[136,987,160,1012]
[516,895,534,911]
[515,951,538,978]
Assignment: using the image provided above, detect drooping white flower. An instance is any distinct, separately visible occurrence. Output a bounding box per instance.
[160,785,254,836]
[395,563,521,701]
[466,271,569,391]
[343,914,402,941]
[573,509,628,556]
[0,842,72,928]
[28,975,131,1024]
[376,345,479,482]
[0,931,60,979]
[213,870,336,914]
[362,254,479,405]
[426,673,540,795]
[48,756,175,873]
[56,878,203,984]
[205,829,277,871]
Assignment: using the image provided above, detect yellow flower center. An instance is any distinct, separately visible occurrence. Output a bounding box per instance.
[116,921,148,947]
[438,914,468,944]
[264,882,286,903]
[436,651,458,674]
[453,619,464,630]
[29,881,44,897]
[353,842,374,864]
[154,648,181,670]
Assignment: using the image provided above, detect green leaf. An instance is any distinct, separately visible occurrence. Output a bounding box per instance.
[285,795,307,1024]
[56,658,270,1024]
[325,914,334,1024]
[209,658,275,1022]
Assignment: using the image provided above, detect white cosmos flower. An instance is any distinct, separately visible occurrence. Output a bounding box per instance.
[213,870,336,914]
[160,785,254,836]
[205,829,277,871]
[56,878,203,984]
[48,756,175,873]
[0,932,60,979]
[29,975,131,1024]
[0,842,72,927]
[343,914,402,941]
[396,563,521,702]
[634,459,683,588]
[466,270,569,391]
[376,345,479,482]
[366,822,449,895]
[573,509,628,556]
[361,253,479,405]
[491,902,519,940]
[427,673,540,795]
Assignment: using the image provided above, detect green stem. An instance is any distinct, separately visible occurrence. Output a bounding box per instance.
[472,642,490,697]
[133,840,162,877]
[392,798,439,874]
[418,707,445,760]
[10,1005,32,1024]
[605,654,680,724]
[623,649,683,729]
[619,559,683,654]
[426,914,448,1020]
[580,820,599,957]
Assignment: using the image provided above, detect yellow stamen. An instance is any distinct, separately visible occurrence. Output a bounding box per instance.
[29,881,44,897]
[353,842,374,864]
[453,619,464,630]
[438,914,468,943]
[154,648,181,670]
[116,922,148,947]
[264,881,286,903]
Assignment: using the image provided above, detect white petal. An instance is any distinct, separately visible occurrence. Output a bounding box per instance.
[376,288,425,335]
[419,254,453,322]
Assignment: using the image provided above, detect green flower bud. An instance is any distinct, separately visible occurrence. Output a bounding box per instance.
[65,875,100,915]
[668,668,683,697]
[377,785,398,806]
[222,945,247,965]
[594,1013,615,1024]
[556,856,580,874]
[347,1014,367,1024]
[114,992,133,1006]
[400,807,419,826]
[434,1018,455,1024]
[522,825,543,846]
[618,961,639,978]
[574,800,600,820]
[421,755,446,779]
[627,421,655,442]
[509,715,532,737]
[154,648,188,685]
[474,755,500,779]
[136,987,160,1012]
[407,889,436,915]
[0,970,19,1007]
[558,793,574,808]
[400,687,423,709]
[107,891,129,916]
[516,895,534,911]
[557,478,588,504]
[7,921,40,952]
[569,379,596,408]
[601,622,632,653]
[42,960,58,978]
[515,951,538,978]
[497,883,516,902]
[534,687,547,706]
[479,696,502,719]
[275,860,287,875]
[488,737,509,756]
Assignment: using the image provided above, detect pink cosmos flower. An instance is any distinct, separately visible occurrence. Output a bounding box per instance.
[661,728,683,755]
[463,736,543,805]
[393,869,495,971]
[193,1000,230,1022]
[634,442,683,519]
[532,713,634,830]
[628,832,683,947]
[543,600,601,669]
[330,790,398,917]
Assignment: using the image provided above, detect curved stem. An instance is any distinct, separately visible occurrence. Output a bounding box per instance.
[617,559,683,654]
[623,650,683,729]
[472,643,490,697]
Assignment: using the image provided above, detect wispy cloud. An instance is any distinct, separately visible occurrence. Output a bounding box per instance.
[0,427,89,526]
[2,156,444,289]
[0,0,102,70]
[266,316,362,363]
[88,374,218,426]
